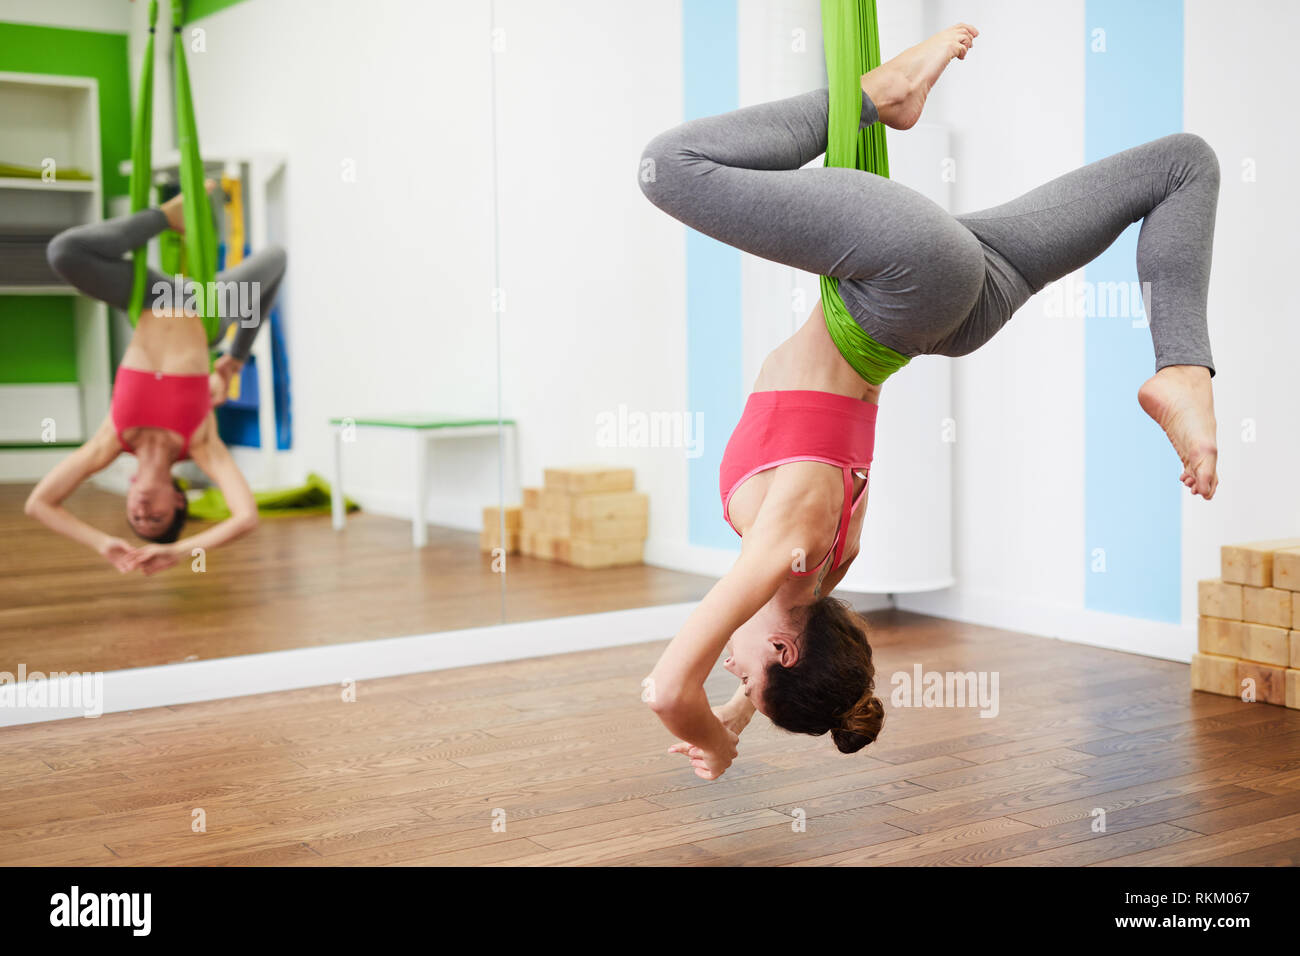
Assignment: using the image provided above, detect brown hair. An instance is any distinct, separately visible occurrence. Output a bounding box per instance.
[762,596,885,754]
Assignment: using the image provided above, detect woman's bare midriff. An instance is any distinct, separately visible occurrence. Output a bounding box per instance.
[119,309,211,377]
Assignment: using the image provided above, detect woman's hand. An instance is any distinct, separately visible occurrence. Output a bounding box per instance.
[209,355,242,407]
[126,542,182,576]
[98,536,138,573]
[668,725,739,781]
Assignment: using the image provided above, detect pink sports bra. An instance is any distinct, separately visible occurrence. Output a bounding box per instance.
[719,389,878,576]
[111,367,210,461]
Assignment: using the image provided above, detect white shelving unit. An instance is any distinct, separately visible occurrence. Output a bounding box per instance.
[0,71,111,480]
[120,149,288,488]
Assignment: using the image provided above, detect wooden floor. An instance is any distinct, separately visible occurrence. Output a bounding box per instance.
[1,609,1298,866]
[0,483,715,673]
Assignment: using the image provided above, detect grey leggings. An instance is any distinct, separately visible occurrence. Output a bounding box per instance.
[639,88,1219,375]
[46,209,287,363]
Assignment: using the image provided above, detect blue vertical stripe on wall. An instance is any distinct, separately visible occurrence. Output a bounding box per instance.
[1084,0,1184,621]
[683,0,743,551]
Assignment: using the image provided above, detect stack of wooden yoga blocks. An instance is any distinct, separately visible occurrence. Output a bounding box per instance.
[1192,538,1300,709]
[480,467,649,569]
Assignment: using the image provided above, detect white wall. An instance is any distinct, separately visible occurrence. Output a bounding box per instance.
[1181,0,1300,610]
[0,0,132,32]
[491,0,691,552]
[899,0,1089,628]
[900,0,1300,660]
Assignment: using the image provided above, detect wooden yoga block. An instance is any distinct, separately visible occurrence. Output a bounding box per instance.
[543,511,572,537]
[537,512,649,541]
[1220,537,1300,588]
[481,505,521,533]
[521,531,559,560]
[543,466,636,495]
[479,528,520,555]
[572,515,648,540]
[1242,586,1292,628]
[538,489,571,514]
[1197,616,1244,658]
[1197,579,1243,620]
[1288,669,1300,710]
[1291,630,1300,669]
[520,508,547,533]
[1239,622,1290,668]
[1190,652,1238,698]
[522,487,542,509]
[573,491,648,522]
[1236,660,1287,706]
[563,537,644,570]
[539,489,649,521]
[1273,546,1300,592]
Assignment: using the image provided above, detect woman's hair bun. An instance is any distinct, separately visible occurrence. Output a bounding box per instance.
[831,693,884,754]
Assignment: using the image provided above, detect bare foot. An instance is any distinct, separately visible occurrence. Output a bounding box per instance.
[1137,365,1219,499]
[861,23,978,131]
[160,178,219,233]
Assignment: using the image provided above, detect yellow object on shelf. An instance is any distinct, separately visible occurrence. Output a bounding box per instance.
[218,174,246,401]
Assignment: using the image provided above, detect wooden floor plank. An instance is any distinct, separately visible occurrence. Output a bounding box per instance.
[0,483,713,673]
[0,608,1297,865]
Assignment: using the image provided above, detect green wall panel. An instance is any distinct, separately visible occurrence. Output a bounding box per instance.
[185,0,251,23]
[0,297,78,383]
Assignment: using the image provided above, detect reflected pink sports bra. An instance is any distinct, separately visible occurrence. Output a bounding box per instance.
[719,389,878,576]
[111,367,210,461]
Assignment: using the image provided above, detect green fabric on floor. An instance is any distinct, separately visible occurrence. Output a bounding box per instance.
[187,472,358,520]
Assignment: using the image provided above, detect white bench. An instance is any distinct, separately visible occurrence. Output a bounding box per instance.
[329,414,519,547]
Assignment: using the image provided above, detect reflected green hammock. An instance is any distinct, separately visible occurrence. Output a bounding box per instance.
[820,0,910,385]
[188,473,359,521]
[127,0,219,345]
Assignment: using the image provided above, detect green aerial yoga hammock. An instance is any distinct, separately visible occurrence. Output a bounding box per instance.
[819,0,910,385]
[188,473,359,521]
[127,0,220,346]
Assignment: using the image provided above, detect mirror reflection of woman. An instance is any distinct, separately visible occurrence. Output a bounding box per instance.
[25,185,287,575]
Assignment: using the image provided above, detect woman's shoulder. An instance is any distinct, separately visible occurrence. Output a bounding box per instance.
[72,417,123,470]
[185,412,222,458]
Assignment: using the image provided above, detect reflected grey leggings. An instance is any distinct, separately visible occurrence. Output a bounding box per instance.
[639,88,1219,375]
[46,209,287,363]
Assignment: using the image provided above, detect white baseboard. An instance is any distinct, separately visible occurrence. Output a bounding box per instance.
[896,586,1195,662]
[0,601,699,727]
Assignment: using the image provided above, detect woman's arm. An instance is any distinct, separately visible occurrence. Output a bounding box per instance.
[645,498,809,773]
[177,423,259,552]
[24,420,129,564]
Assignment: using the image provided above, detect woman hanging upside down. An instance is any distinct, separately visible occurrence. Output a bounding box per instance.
[24,185,288,575]
[638,23,1220,779]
